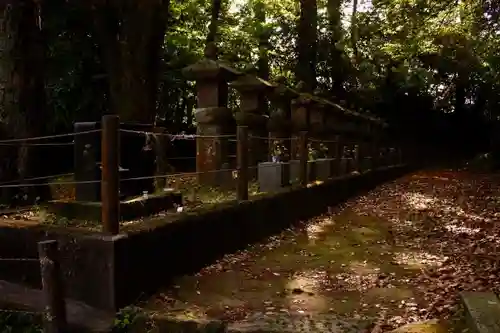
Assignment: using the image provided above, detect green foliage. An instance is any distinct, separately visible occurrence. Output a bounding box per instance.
[0,311,42,333]
[36,0,500,151]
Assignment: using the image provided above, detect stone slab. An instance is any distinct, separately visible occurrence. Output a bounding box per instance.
[460,291,500,333]
[315,158,333,181]
[47,191,183,222]
[258,162,283,193]
[338,158,348,176]
[289,160,314,184]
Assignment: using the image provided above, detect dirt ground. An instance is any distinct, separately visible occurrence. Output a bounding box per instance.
[141,169,500,331]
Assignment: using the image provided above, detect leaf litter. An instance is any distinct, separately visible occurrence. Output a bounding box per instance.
[142,169,500,331]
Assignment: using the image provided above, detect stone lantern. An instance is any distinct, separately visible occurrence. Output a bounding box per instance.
[230,66,273,175]
[182,44,241,185]
[267,77,298,163]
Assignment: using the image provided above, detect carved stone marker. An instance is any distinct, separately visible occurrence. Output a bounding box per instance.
[74,122,100,202]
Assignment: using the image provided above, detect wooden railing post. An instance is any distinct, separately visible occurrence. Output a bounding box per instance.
[101,115,120,235]
[38,240,67,333]
[237,126,249,200]
[299,131,308,186]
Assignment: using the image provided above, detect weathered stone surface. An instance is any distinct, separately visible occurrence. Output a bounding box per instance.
[228,313,373,333]
[289,160,313,183]
[216,162,234,190]
[195,123,232,186]
[315,158,332,181]
[461,291,500,333]
[74,122,100,202]
[194,107,234,125]
[338,158,348,176]
[258,162,282,193]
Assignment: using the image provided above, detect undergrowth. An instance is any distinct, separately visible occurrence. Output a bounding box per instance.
[0,312,42,333]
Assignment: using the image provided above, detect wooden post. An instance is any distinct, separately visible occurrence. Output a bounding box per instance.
[299,131,308,186]
[101,115,120,235]
[154,127,168,190]
[38,240,67,333]
[237,126,249,200]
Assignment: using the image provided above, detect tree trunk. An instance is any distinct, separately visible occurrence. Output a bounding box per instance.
[205,0,222,59]
[0,0,50,205]
[351,0,359,61]
[327,0,345,99]
[254,0,269,80]
[93,0,170,123]
[297,0,317,92]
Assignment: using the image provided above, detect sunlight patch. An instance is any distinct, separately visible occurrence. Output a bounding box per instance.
[306,217,335,243]
[285,270,330,312]
[393,251,446,269]
[402,192,438,210]
[332,272,379,292]
[444,224,481,235]
[348,260,380,275]
[286,269,327,293]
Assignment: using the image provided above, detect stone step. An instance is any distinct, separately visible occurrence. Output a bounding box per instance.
[460,291,500,333]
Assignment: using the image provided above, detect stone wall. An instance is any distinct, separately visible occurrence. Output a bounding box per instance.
[0,165,408,311]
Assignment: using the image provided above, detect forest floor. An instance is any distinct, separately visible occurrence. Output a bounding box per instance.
[141,168,500,331]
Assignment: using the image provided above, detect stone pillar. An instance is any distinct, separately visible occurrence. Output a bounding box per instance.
[324,107,341,177]
[182,51,240,186]
[269,80,297,186]
[290,84,312,159]
[309,100,325,156]
[231,69,272,177]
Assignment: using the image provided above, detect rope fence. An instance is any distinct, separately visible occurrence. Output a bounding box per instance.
[0,240,68,333]
[0,129,100,144]
[119,128,236,140]
[0,115,404,235]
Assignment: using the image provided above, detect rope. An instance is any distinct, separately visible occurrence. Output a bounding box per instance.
[0,179,99,189]
[0,142,73,147]
[119,129,235,140]
[0,308,41,315]
[0,258,39,262]
[249,135,295,141]
[0,129,100,144]
[0,173,74,186]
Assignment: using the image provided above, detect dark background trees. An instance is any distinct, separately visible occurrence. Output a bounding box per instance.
[1,0,498,202]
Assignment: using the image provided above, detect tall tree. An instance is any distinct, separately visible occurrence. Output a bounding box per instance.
[91,0,171,123]
[253,0,269,80]
[0,0,50,204]
[326,0,346,99]
[296,0,317,91]
[206,0,222,58]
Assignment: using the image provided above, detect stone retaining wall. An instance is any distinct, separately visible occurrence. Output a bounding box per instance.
[0,165,409,311]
